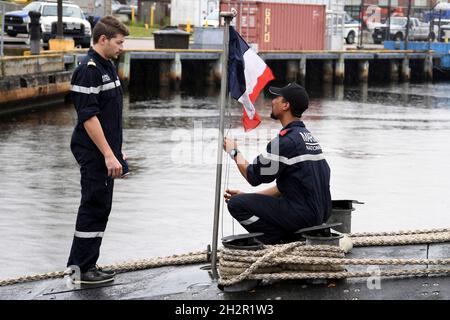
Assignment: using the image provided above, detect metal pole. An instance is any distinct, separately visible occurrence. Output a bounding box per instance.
[211,11,235,280]
[1,3,5,57]
[405,0,412,49]
[428,0,432,49]
[105,0,112,16]
[239,0,242,34]
[387,0,391,42]
[358,0,364,48]
[57,0,63,39]
[438,10,442,42]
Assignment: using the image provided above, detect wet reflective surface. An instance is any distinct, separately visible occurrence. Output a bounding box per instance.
[1,82,450,279]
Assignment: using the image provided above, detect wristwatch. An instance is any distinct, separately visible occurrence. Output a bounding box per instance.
[229,148,239,159]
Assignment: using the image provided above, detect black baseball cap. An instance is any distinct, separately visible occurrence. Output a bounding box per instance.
[269,82,309,117]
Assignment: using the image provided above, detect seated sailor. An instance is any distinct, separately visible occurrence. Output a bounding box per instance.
[223,83,332,244]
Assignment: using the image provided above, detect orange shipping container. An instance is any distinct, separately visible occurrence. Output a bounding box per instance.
[220,1,326,50]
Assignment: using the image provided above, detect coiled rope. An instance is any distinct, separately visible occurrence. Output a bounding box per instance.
[2,228,450,287]
[218,228,450,286]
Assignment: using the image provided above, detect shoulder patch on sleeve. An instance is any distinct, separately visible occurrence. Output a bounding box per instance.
[279,128,291,137]
[87,59,96,67]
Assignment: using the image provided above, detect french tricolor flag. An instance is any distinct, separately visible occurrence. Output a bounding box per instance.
[228,26,275,132]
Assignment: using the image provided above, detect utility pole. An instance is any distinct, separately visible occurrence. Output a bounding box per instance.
[105,0,112,16]
[405,0,412,49]
[138,0,141,21]
[358,0,365,48]
[387,0,391,42]
[56,0,63,39]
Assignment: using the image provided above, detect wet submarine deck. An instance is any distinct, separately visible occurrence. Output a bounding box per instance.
[1,243,450,300]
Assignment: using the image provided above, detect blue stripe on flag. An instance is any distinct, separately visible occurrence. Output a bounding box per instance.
[228,26,249,100]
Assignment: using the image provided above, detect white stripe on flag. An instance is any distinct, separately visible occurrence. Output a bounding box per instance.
[237,48,268,120]
[238,93,255,119]
[242,49,267,96]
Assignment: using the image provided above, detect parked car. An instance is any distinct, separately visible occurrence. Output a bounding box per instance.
[372,17,437,44]
[111,0,137,19]
[437,20,450,41]
[3,1,40,37]
[3,1,92,48]
[344,12,360,44]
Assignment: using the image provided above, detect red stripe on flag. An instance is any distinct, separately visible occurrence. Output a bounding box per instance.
[248,66,275,103]
[242,107,261,132]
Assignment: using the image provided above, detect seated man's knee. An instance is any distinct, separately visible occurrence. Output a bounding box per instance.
[227,195,245,218]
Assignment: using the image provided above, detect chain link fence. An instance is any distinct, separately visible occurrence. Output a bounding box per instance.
[345,1,446,48]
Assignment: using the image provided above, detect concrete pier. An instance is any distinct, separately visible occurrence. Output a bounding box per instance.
[0,54,70,114]
[358,60,369,83]
[207,60,221,86]
[286,60,299,83]
[159,60,171,87]
[117,52,131,86]
[1,48,449,115]
[390,60,400,82]
[335,54,345,84]
[323,60,334,83]
[170,53,182,89]
[299,56,307,86]
[123,49,446,90]
[424,54,433,81]
[401,56,411,82]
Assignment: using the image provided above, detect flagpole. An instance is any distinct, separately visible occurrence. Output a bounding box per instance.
[211,11,235,279]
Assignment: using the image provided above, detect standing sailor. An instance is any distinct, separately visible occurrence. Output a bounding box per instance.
[223,83,332,244]
[67,16,129,284]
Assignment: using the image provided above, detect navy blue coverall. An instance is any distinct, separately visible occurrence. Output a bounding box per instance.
[227,121,332,244]
[67,48,125,272]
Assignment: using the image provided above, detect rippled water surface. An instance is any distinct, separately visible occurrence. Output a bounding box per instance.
[1,82,450,279]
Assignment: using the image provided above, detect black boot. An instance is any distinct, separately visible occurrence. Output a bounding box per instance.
[73,266,115,284]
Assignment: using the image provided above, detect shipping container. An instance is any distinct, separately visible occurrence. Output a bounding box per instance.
[220,1,326,50]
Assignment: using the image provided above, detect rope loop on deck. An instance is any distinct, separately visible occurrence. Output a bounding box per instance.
[218,228,450,286]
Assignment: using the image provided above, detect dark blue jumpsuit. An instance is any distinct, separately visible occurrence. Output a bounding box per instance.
[227,121,332,244]
[67,48,125,272]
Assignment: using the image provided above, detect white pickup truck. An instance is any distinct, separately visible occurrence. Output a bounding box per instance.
[372,17,437,43]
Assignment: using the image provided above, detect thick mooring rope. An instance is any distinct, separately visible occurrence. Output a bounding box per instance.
[218,228,450,286]
[2,228,450,287]
[349,229,450,247]
[0,251,208,287]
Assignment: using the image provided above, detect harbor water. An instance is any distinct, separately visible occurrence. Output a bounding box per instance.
[1,82,450,279]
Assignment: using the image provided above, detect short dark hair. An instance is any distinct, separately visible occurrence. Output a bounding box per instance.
[93,15,129,44]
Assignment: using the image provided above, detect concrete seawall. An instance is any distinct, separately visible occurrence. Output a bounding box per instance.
[0,54,72,115]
